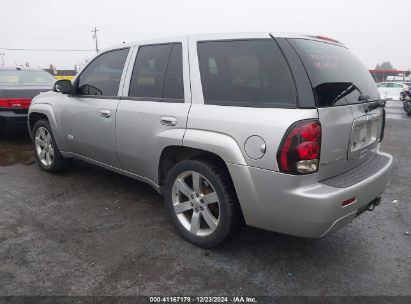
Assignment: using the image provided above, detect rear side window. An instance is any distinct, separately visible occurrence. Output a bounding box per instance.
[197,39,297,107]
[163,44,184,99]
[128,43,184,100]
[289,39,380,107]
[76,48,129,96]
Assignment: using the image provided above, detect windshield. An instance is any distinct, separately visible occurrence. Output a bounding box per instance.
[289,39,380,107]
[0,70,55,86]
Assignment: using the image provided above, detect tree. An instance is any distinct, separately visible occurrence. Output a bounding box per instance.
[375,61,395,70]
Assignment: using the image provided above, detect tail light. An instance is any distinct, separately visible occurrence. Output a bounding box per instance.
[0,98,32,109]
[277,120,321,174]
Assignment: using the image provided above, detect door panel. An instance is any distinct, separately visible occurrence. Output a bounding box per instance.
[60,97,121,167]
[116,101,190,182]
[58,47,131,167]
[116,40,191,185]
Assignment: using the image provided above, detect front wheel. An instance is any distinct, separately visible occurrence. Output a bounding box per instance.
[32,119,71,172]
[164,159,242,248]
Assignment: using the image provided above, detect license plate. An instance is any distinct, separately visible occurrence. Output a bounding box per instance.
[348,114,380,159]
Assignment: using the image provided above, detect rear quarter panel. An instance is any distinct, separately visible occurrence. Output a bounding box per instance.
[186,105,318,171]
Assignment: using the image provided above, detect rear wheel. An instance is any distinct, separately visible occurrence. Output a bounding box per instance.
[164,159,242,248]
[32,119,71,172]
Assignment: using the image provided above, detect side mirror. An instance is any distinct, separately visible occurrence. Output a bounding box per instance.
[53,79,74,94]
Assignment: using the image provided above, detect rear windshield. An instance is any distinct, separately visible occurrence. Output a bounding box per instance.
[0,70,55,86]
[289,39,380,107]
[198,39,297,108]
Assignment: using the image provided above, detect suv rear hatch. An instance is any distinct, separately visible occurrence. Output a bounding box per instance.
[288,38,384,180]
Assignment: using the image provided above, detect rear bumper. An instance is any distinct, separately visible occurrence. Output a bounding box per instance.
[0,109,28,118]
[227,151,393,238]
[0,110,28,128]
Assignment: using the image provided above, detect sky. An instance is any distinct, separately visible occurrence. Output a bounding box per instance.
[0,0,410,70]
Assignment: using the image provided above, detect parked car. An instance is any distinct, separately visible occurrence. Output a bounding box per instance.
[28,33,392,247]
[376,81,409,100]
[0,67,54,129]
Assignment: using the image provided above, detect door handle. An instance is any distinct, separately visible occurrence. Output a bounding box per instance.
[98,110,111,118]
[160,116,177,126]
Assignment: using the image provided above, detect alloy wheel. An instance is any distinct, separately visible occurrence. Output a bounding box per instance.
[172,171,220,237]
[35,126,54,166]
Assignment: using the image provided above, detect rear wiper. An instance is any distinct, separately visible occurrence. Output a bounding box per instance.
[361,96,391,113]
[329,83,357,105]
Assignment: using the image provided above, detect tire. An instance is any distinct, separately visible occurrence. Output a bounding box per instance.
[404,101,411,116]
[32,119,71,172]
[164,158,242,248]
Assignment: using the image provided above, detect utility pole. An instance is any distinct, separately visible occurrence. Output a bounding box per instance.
[92,27,99,53]
[0,53,5,66]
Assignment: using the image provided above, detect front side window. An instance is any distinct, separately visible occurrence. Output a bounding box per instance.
[128,43,184,100]
[76,48,129,96]
[197,39,297,107]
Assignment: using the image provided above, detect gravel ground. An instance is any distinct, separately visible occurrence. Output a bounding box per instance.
[0,101,410,296]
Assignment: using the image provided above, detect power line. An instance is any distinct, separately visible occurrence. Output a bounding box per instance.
[0,48,94,52]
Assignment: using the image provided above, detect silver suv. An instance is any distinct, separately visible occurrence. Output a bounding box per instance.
[28,33,393,247]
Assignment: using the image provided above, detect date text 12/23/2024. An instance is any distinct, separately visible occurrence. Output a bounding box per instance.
[149,296,257,303]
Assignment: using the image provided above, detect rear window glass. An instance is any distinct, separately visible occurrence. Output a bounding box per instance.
[163,44,184,99]
[129,43,184,101]
[197,39,297,108]
[289,39,380,107]
[0,70,55,86]
[129,44,172,98]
